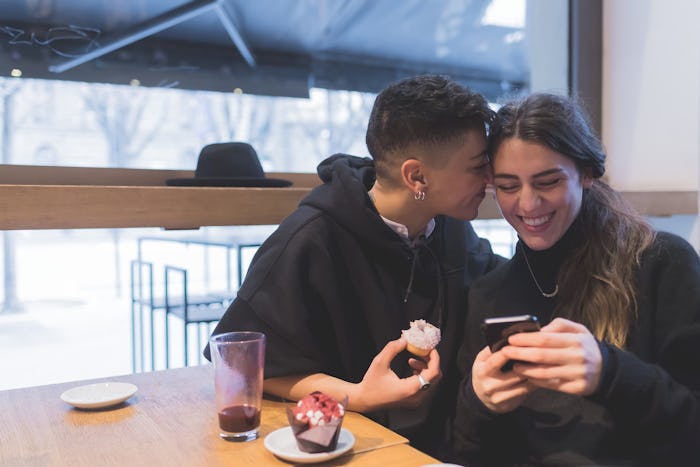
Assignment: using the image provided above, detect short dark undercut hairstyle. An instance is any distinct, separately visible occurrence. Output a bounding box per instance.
[366,74,495,183]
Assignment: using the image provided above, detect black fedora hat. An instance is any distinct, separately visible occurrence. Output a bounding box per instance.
[166,142,292,187]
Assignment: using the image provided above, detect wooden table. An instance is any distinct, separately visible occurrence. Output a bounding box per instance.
[0,365,440,466]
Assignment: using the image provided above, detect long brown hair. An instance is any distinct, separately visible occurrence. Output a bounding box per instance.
[490,93,655,347]
[556,181,654,346]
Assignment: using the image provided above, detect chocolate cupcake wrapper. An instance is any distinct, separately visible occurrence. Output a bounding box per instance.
[286,395,348,453]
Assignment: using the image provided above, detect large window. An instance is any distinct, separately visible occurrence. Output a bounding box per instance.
[1,78,375,171]
[0,0,570,389]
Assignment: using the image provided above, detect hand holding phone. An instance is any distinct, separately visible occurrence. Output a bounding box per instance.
[480,315,540,371]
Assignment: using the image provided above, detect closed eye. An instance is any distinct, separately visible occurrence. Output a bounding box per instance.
[495,183,519,193]
[535,178,562,189]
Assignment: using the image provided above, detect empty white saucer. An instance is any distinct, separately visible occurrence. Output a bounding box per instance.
[60,382,138,409]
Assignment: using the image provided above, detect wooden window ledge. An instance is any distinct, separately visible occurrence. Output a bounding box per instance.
[0,165,695,230]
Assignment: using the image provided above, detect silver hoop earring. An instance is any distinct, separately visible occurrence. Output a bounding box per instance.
[414,190,425,201]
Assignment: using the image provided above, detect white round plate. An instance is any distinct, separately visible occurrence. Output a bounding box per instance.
[264,426,354,464]
[60,382,138,409]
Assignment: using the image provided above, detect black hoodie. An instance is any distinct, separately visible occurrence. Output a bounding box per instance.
[206,154,503,456]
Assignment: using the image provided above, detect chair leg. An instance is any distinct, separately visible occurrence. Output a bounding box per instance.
[139,302,147,372]
[196,323,203,365]
[149,306,155,371]
[130,298,138,373]
[183,321,188,367]
[165,310,170,369]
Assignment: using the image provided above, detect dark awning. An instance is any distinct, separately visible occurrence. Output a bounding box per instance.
[0,0,528,99]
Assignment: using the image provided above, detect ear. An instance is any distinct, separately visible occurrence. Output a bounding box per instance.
[400,159,427,192]
[581,167,594,189]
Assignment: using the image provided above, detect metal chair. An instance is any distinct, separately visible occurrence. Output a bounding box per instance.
[130,260,234,372]
[131,235,262,370]
[163,265,232,368]
[130,259,155,373]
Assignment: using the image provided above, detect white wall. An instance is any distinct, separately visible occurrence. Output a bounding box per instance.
[603,0,700,248]
[602,0,700,191]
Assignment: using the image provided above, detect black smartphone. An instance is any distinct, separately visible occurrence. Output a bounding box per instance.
[480,314,541,353]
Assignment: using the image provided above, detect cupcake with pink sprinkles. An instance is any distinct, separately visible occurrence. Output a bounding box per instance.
[286,391,347,453]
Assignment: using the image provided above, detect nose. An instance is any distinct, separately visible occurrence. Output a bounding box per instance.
[519,185,541,212]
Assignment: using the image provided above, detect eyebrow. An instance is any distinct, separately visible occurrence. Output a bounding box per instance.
[494,168,564,179]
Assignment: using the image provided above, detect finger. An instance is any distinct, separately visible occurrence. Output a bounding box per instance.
[392,370,436,398]
[422,348,441,382]
[474,346,493,362]
[474,356,520,382]
[425,348,440,368]
[373,337,407,367]
[480,372,528,393]
[488,383,533,405]
[408,358,428,372]
[519,373,591,395]
[513,361,596,386]
[522,375,567,391]
[502,346,580,365]
[512,362,568,380]
[507,331,582,348]
[556,378,597,395]
[540,317,588,334]
[478,374,531,399]
[392,374,429,399]
[482,349,512,374]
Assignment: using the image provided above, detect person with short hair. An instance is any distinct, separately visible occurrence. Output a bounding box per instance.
[453,92,700,466]
[205,75,504,457]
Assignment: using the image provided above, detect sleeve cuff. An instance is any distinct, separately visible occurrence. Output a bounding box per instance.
[589,340,617,402]
[463,376,500,422]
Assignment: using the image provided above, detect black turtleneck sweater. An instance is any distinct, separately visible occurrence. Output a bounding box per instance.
[452,220,700,466]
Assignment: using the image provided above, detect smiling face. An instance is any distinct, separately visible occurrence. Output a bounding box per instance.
[421,128,492,220]
[493,138,592,250]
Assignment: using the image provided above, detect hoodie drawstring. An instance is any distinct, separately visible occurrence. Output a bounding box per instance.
[403,234,445,330]
[403,234,427,302]
[423,243,445,330]
[404,247,420,303]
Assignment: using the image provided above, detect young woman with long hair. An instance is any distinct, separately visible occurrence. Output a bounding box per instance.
[453,93,700,466]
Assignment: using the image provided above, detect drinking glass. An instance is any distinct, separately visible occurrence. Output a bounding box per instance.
[209,331,266,441]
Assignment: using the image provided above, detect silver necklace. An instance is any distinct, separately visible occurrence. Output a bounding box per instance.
[521,247,559,298]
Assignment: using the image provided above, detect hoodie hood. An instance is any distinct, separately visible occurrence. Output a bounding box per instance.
[317,153,376,187]
[303,154,401,249]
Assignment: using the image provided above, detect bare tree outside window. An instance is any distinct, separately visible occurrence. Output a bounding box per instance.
[82,84,169,168]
